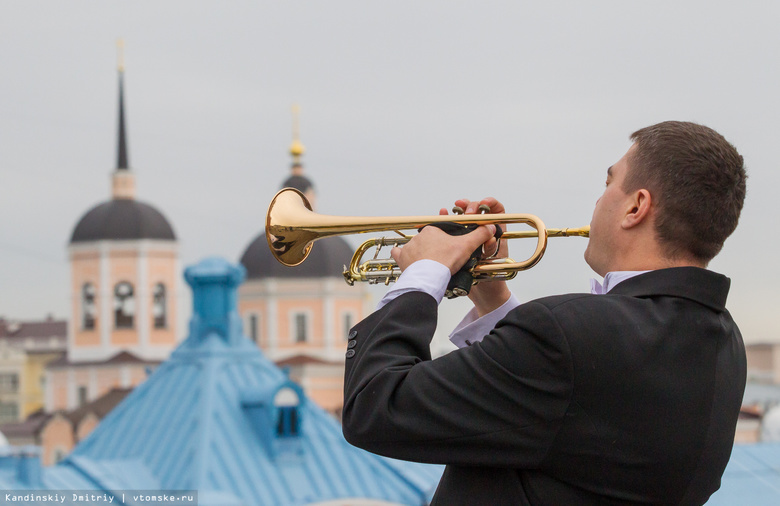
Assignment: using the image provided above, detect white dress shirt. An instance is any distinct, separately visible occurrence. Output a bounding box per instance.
[376,259,648,349]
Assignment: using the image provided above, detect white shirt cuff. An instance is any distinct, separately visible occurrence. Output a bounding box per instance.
[449,293,521,348]
[376,259,452,310]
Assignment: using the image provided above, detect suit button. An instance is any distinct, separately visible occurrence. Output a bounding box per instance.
[347,340,357,349]
[348,330,358,339]
[346,349,356,359]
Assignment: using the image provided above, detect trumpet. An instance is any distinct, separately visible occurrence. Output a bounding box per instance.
[266,187,589,289]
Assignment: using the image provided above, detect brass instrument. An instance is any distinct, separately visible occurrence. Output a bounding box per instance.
[266,187,589,287]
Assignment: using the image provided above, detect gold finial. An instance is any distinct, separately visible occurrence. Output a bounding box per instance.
[117,38,125,72]
[289,104,305,162]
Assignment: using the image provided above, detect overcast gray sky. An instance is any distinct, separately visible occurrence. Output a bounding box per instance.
[1,1,778,344]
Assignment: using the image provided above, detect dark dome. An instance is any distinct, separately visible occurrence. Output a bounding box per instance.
[281,175,313,194]
[240,231,352,279]
[70,200,176,243]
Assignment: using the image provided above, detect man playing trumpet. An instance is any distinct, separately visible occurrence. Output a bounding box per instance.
[341,121,747,505]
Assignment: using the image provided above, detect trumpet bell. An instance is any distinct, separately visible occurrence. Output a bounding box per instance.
[266,188,318,267]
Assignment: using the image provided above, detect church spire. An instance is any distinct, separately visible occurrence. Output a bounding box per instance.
[280,105,315,209]
[116,39,129,170]
[111,39,136,200]
[289,104,305,170]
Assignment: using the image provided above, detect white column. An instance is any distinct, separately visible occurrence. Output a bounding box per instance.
[100,242,111,360]
[324,279,335,352]
[44,370,54,412]
[174,254,182,343]
[89,368,98,403]
[137,242,149,358]
[267,280,278,351]
[120,365,131,387]
[66,247,76,364]
[67,369,76,410]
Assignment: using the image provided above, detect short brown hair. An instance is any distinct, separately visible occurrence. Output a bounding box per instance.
[625,121,747,264]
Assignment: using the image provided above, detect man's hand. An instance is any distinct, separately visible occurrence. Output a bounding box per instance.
[445,198,512,317]
[390,223,496,276]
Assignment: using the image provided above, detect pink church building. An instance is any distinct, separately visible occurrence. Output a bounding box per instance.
[46,52,180,412]
[238,115,371,417]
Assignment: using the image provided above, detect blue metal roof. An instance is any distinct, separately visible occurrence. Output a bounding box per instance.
[8,257,776,504]
[2,258,443,505]
[706,442,780,505]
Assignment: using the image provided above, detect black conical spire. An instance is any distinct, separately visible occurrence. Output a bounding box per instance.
[116,39,129,170]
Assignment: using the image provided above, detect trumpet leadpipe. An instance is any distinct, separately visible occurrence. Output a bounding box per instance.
[502,226,590,240]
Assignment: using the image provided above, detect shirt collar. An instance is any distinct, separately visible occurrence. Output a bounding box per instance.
[590,271,650,294]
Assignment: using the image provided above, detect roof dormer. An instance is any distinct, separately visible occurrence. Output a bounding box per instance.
[241,376,305,459]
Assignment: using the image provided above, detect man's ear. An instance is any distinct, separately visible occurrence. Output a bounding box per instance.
[622,189,652,229]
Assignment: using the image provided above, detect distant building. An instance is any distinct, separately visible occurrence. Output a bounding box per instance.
[735,380,780,444]
[239,109,371,416]
[0,318,66,423]
[0,388,130,466]
[0,258,443,505]
[48,44,179,412]
[735,342,780,443]
[746,342,780,384]
[0,338,26,425]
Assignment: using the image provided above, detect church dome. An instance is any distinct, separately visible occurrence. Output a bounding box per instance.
[70,199,176,243]
[240,232,352,279]
[281,174,313,194]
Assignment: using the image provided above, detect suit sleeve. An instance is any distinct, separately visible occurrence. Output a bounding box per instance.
[342,291,573,468]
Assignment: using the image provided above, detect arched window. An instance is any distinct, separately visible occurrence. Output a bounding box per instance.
[82,283,96,330]
[274,387,301,437]
[248,313,260,343]
[114,281,135,329]
[152,283,167,329]
[293,312,308,343]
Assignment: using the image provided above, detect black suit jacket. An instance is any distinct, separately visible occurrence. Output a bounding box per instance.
[342,267,746,505]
